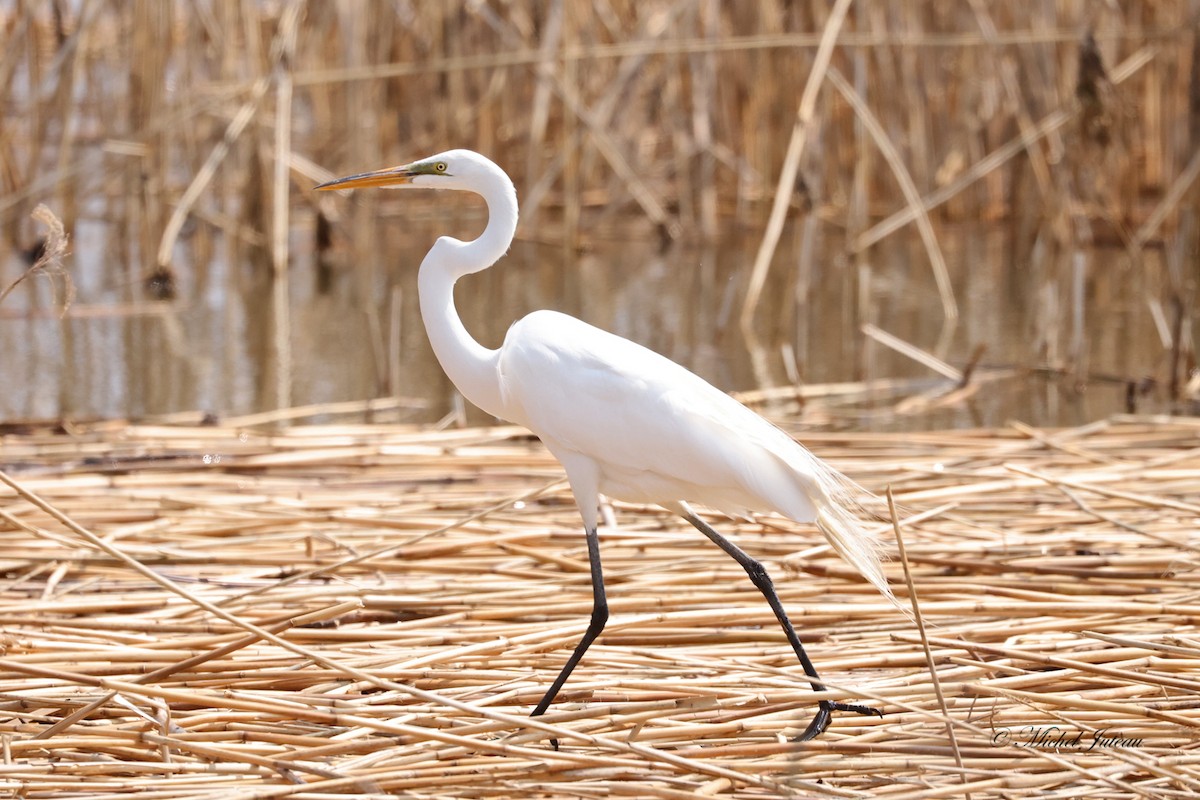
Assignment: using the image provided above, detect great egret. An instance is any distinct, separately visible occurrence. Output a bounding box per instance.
[316,149,892,742]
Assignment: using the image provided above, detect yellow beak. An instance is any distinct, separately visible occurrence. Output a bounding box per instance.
[314,165,415,191]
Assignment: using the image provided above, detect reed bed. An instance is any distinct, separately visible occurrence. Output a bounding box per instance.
[0,414,1198,797]
[1,2,1199,421]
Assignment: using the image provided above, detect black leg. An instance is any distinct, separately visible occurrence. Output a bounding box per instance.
[681,510,880,740]
[530,525,608,748]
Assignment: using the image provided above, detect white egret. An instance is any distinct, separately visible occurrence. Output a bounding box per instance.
[316,150,892,741]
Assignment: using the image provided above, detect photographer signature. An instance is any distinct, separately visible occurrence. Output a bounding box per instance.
[992,726,1143,750]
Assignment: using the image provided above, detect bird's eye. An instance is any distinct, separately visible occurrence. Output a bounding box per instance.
[435,162,447,172]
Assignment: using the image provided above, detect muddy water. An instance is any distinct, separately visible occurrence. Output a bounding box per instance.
[0,203,1184,430]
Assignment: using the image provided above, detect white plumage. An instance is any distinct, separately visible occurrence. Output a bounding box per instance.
[316,149,891,742]
[499,310,890,599]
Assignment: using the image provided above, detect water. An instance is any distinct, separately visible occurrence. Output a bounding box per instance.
[0,199,1186,429]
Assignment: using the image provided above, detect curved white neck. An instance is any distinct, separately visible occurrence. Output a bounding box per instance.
[416,168,518,420]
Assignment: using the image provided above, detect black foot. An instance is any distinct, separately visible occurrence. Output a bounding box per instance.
[794,699,883,742]
[531,711,561,750]
[534,710,561,751]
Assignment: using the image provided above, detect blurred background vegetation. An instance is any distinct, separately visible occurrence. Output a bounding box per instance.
[0,1,1197,429]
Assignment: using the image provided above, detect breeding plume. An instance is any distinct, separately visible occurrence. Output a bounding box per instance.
[316,150,892,741]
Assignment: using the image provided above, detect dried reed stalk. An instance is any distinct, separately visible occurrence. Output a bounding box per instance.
[1,416,1197,797]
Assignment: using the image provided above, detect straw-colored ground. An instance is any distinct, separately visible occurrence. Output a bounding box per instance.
[1,414,1198,798]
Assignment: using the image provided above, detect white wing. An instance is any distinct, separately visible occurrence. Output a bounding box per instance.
[494,310,891,599]
[498,311,828,519]
[495,310,891,599]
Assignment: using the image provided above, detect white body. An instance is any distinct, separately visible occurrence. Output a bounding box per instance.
[330,149,891,600]
[500,310,823,519]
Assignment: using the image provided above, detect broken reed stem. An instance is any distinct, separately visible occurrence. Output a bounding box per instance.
[890,487,969,800]
[270,1,302,412]
[862,322,964,382]
[739,0,853,383]
[827,67,957,322]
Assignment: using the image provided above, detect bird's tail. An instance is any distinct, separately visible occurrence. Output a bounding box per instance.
[811,477,901,608]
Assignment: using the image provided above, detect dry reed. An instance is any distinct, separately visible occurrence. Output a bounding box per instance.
[1,414,1198,797]
[1,3,1198,422]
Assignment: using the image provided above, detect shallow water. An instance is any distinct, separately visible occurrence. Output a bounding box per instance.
[0,200,1185,430]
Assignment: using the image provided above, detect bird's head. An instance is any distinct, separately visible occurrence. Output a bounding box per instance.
[314,149,499,194]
